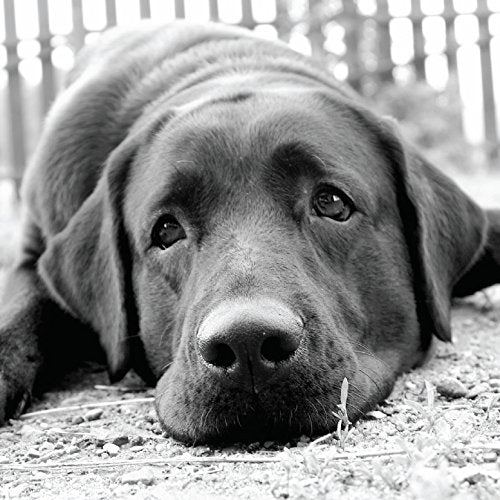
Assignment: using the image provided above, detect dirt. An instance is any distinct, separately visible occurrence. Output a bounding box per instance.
[0,176,499,499]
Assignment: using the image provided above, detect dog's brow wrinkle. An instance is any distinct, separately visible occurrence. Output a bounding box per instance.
[310,153,327,169]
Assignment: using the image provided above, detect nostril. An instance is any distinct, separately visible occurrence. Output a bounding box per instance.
[261,335,299,363]
[201,342,236,368]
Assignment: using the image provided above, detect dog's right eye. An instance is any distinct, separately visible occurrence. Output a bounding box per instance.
[152,215,186,249]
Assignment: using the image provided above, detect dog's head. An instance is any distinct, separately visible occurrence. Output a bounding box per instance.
[39,85,493,443]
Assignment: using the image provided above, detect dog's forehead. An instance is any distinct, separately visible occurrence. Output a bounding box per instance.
[126,92,396,223]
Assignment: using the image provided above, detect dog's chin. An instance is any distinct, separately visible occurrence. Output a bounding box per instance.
[156,401,339,445]
[159,415,334,445]
[154,367,392,445]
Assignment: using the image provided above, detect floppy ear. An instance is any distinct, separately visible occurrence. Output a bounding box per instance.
[376,118,493,346]
[452,208,500,297]
[38,135,139,381]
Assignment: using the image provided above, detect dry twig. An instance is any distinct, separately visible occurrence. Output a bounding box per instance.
[19,397,154,420]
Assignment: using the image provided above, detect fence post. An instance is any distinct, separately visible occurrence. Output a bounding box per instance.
[140,0,151,19]
[307,0,326,59]
[444,0,458,73]
[71,0,86,51]
[3,0,25,189]
[343,0,362,90]
[105,0,117,27]
[241,0,254,29]
[174,0,185,19]
[477,0,498,163]
[37,0,56,115]
[410,0,425,79]
[376,0,393,82]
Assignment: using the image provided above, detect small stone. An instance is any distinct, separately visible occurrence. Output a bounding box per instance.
[299,435,310,443]
[405,381,417,391]
[65,445,79,455]
[27,448,41,458]
[121,467,155,485]
[71,416,84,425]
[20,425,40,439]
[467,383,490,399]
[191,446,211,456]
[366,410,387,420]
[84,408,103,421]
[263,441,274,449]
[130,436,145,446]
[103,443,120,456]
[130,446,144,453]
[0,455,9,464]
[489,379,500,388]
[112,436,129,447]
[483,452,498,463]
[0,432,15,441]
[436,377,468,399]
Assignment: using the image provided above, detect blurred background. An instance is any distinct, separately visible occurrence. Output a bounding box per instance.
[1,0,500,266]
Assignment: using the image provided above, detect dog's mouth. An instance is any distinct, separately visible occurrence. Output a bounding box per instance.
[155,389,340,445]
[153,360,387,444]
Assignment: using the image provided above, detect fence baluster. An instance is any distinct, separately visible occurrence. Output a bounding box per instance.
[37,0,55,114]
[241,0,254,28]
[3,0,25,187]
[477,0,498,161]
[444,0,458,73]
[209,0,218,21]
[376,0,392,82]
[105,0,117,27]
[71,0,86,51]
[410,0,425,79]
[174,0,185,19]
[140,0,151,19]
[343,0,362,89]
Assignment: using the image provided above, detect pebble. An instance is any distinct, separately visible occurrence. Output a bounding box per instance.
[27,448,41,458]
[112,436,129,447]
[71,416,84,425]
[263,441,274,449]
[0,455,9,464]
[489,379,500,388]
[483,452,498,463]
[467,383,490,398]
[436,377,468,399]
[192,446,212,456]
[130,436,145,446]
[65,445,79,455]
[366,410,387,420]
[121,467,155,485]
[84,409,103,421]
[103,443,120,456]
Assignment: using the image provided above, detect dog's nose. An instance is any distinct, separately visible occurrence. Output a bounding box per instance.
[197,299,303,390]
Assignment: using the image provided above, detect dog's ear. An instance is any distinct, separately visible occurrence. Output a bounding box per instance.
[452,208,500,297]
[38,132,142,381]
[374,118,494,346]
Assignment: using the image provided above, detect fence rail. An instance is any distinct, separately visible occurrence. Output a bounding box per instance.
[1,0,500,185]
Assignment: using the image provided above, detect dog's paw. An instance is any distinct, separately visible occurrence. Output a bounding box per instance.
[0,372,32,425]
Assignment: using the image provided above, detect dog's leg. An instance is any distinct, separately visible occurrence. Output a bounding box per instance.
[0,264,54,423]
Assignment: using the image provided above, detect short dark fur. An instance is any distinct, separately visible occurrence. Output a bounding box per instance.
[1,21,499,442]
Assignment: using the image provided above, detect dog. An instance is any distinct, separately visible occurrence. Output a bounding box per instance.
[0,21,499,443]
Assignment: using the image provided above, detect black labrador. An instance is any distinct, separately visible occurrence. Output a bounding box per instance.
[0,21,499,443]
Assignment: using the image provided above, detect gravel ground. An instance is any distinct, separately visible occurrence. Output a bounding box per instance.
[0,175,499,499]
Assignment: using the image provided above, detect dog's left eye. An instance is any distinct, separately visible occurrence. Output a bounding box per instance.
[313,188,353,221]
[152,215,186,249]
